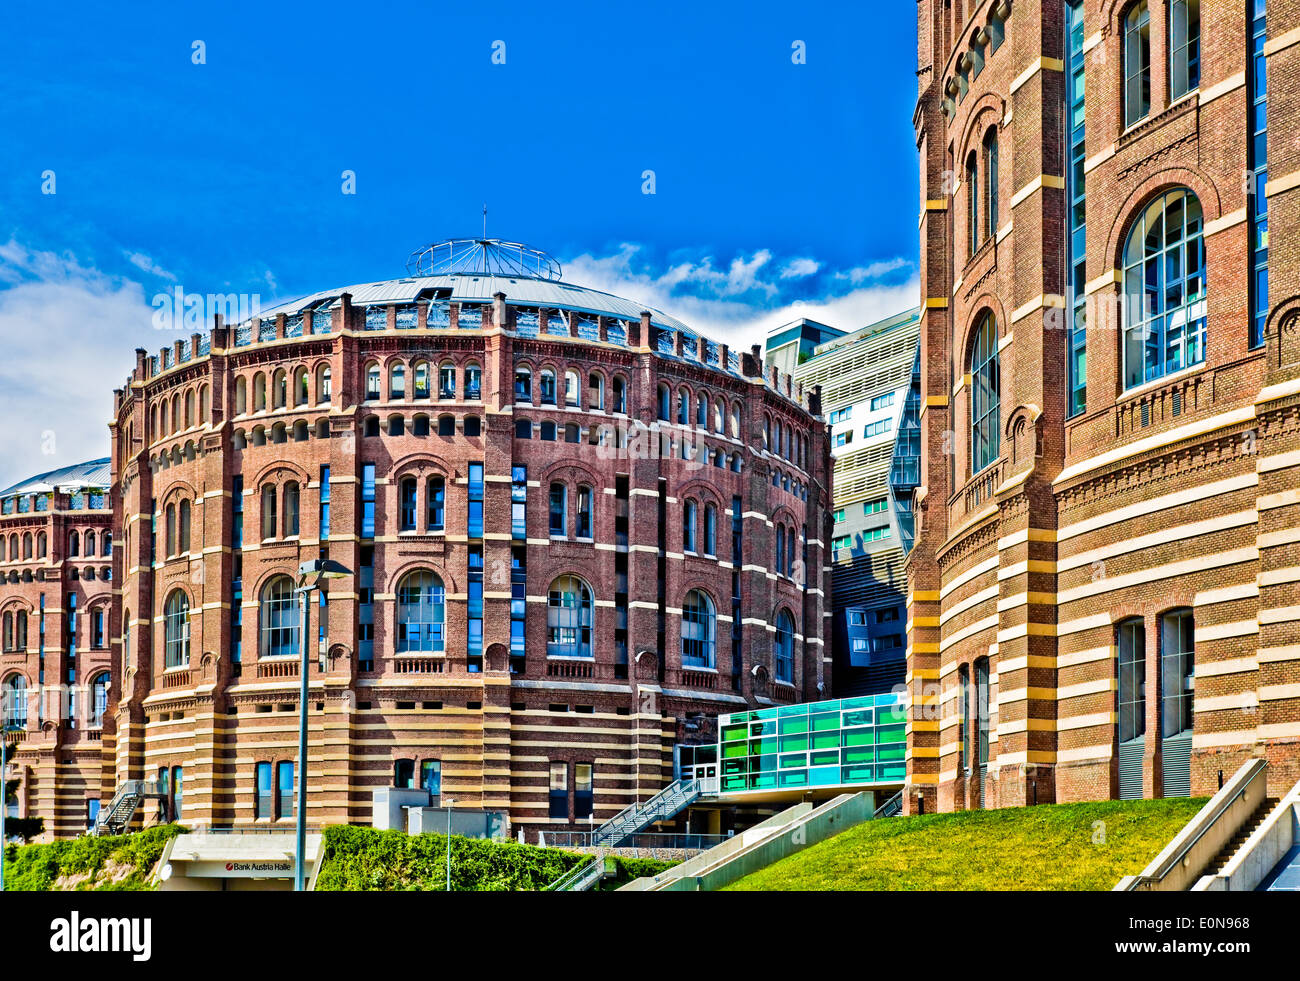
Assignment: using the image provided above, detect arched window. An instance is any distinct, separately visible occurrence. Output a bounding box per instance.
[588,372,604,410]
[539,369,556,406]
[400,477,417,531]
[983,128,999,240]
[235,376,248,414]
[36,531,46,558]
[164,504,176,556]
[12,611,24,650]
[564,369,581,407]
[261,484,277,540]
[657,383,671,421]
[184,389,194,428]
[683,501,697,552]
[966,150,980,258]
[681,590,716,668]
[164,590,190,668]
[101,532,111,556]
[549,483,567,537]
[1122,188,1206,389]
[388,414,405,437]
[730,403,741,437]
[390,363,406,400]
[90,671,109,728]
[1117,618,1146,744]
[576,486,593,539]
[178,499,191,553]
[465,415,482,437]
[774,610,795,683]
[434,363,455,400]
[316,364,332,403]
[365,362,381,400]
[272,368,287,409]
[969,312,1000,474]
[22,534,31,560]
[427,476,445,531]
[975,657,990,770]
[260,576,298,658]
[547,576,593,658]
[696,394,707,427]
[294,367,309,406]
[412,361,430,400]
[677,389,689,425]
[1124,2,1151,126]
[396,571,446,653]
[283,482,300,537]
[1,612,11,651]
[68,530,79,557]
[122,611,131,676]
[703,503,717,557]
[612,376,627,414]
[465,364,482,400]
[514,366,533,404]
[775,525,786,575]
[5,674,26,726]
[436,414,455,437]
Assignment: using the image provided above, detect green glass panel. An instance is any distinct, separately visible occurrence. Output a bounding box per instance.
[722,775,747,791]
[778,769,809,787]
[809,750,839,766]
[779,733,808,752]
[722,742,748,759]
[878,762,906,781]
[752,773,777,789]
[843,747,874,764]
[809,765,839,786]
[878,705,907,725]
[721,757,747,775]
[779,716,809,735]
[728,712,751,725]
[721,724,748,742]
[811,731,840,750]
[779,752,807,769]
[841,764,876,783]
[878,745,906,762]
[842,729,874,747]
[841,708,873,727]
[810,712,840,731]
[878,724,906,743]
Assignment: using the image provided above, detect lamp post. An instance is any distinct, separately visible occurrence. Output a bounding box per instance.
[444,797,456,892]
[294,559,352,892]
[1,722,23,892]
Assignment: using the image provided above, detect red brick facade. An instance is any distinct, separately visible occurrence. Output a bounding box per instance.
[102,282,831,835]
[909,0,1300,813]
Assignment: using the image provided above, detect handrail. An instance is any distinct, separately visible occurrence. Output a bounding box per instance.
[1128,762,1268,889]
[873,790,903,819]
[544,856,602,892]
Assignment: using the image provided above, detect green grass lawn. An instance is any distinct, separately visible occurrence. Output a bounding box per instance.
[724,797,1207,891]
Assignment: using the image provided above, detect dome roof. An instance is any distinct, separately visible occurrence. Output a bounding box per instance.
[0,458,111,499]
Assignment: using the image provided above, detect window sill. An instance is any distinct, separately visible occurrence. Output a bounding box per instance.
[1118,360,1205,402]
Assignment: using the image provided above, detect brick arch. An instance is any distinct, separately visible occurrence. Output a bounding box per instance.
[389,453,452,482]
[957,93,1005,167]
[158,478,198,509]
[675,476,725,511]
[383,562,458,600]
[249,460,311,488]
[1265,295,1300,369]
[1103,169,1223,272]
[248,567,298,600]
[957,298,1006,372]
[540,459,602,489]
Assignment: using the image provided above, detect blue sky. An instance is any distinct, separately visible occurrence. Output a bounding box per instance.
[0,0,920,485]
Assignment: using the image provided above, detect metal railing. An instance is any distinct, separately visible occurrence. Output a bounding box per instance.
[873,790,903,819]
[545,831,728,851]
[543,856,604,892]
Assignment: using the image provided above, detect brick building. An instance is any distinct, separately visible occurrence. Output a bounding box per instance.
[0,460,115,837]
[909,0,1300,813]
[100,240,832,835]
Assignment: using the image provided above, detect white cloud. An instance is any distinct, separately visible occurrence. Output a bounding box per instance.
[835,257,911,284]
[562,243,918,352]
[0,241,157,488]
[780,257,821,279]
[124,250,177,281]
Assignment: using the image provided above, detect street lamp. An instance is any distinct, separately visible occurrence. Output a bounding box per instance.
[443,797,456,892]
[294,558,352,892]
[1,722,24,892]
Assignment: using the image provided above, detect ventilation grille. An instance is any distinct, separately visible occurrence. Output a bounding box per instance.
[1162,733,1192,798]
[1119,738,1145,800]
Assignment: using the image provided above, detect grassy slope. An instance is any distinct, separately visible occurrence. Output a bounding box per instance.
[2,824,185,891]
[725,797,1208,891]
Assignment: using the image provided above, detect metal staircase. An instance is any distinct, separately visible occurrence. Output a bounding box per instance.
[93,778,168,836]
[591,778,701,847]
[544,856,609,892]
[873,790,903,818]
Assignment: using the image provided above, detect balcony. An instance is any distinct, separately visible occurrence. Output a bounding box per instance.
[255,658,299,680]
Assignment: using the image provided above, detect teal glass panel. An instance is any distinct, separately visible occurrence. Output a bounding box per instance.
[842,764,876,783]
[878,762,906,781]
[841,696,873,710]
[753,755,778,773]
[749,737,778,756]
[843,747,874,764]
[842,729,874,747]
[779,752,807,769]
[878,724,906,743]
[778,769,809,788]
[722,775,748,791]
[777,703,808,717]
[878,704,907,725]
[809,765,838,786]
[721,757,746,775]
[841,708,874,727]
[750,719,778,737]
[779,733,808,752]
[878,745,906,762]
[810,712,839,731]
[752,773,777,789]
[809,750,839,766]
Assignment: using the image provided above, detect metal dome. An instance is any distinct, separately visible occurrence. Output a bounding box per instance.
[405,239,563,281]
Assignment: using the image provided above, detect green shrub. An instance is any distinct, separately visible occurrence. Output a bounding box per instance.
[316,825,677,891]
[2,824,185,891]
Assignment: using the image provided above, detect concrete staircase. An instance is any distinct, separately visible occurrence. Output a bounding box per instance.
[1202,797,1279,877]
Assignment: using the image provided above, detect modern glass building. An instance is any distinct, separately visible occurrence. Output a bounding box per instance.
[772,307,922,697]
[715,693,907,794]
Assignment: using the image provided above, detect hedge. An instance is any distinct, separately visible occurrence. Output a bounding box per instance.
[315,825,676,891]
[2,824,186,891]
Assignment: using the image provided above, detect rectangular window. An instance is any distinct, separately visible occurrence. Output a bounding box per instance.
[1160,610,1195,738]
[511,466,527,539]
[420,759,442,796]
[1118,619,1146,743]
[864,497,888,515]
[869,392,894,411]
[256,762,273,819]
[276,761,294,819]
[393,758,415,789]
[427,477,445,531]
[467,463,484,539]
[1066,0,1088,416]
[510,545,527,668]
[319,466,331,540]
[834,431,853,448]
[828,406,852,424]
[832,509,845,524]
[548,761,568,819]
[574,763,594,819]
[467,545,483,669]
[549,484,566,536]
[1124,3,1151,127]
[1249,0,1268,350]
[361,464,376,539]
[1169,0,1201,101]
